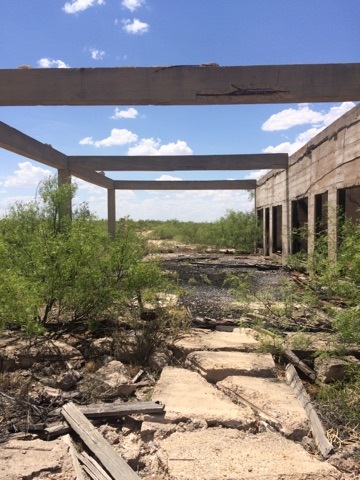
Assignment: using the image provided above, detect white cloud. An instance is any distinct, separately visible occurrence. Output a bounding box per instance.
[244,169,270,180]
[79,128,138,147]
[0,162,52,188]
[122,18,149,34]
[122,0,144,11]
[63,0,104,14]
[261,104,324,131]
[90,48,105,60]
[38,58,69,68]
[128,138,193,156]
[262,102,356,155]
[111,107,139,119]
[155,175,182,181]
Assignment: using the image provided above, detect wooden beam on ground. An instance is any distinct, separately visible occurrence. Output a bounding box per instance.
[285,364,333,458]
[62,402,140,480]
[1,64,359,106]
[114,180,256,190]
[79,401,165,419]
[0,121,67,169]
[68,154,288,171]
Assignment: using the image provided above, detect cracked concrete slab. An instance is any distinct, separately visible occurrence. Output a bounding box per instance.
[172,327,259,358]
[218,375,309,440]
[0,437,74,480]
[157,429,341,480]
[186,350,276,382]
[150,367,255,429]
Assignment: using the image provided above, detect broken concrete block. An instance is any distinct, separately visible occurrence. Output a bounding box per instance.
[218,376,308,440]
[314,355,360,383]
[186,350,276,382]
[157,429,340,480]
[172,327,259,358]
[151,366,255,429]
[90,360,136,397]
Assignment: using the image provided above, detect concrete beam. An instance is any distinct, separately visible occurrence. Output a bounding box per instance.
[113,180,256,190]
[1,64,359,106]
[68,154,288,171]
[0,121,67,169]
[0,121,114,189]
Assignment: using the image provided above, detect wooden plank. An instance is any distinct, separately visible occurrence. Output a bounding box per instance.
[283,349,317,381]
[62,402,140,480]
[1,64,360,105]
[79,401,164,419]
[77,451,112,480]
[62,434,86,480]
[113,180,257,190]
[285,364,333,458]
[68,154,288,171]
[0,121,67,169]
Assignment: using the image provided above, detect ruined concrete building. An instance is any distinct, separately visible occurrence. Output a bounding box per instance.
[255,103,360,259]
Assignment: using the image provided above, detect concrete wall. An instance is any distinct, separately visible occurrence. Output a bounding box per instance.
[255,104,360,259]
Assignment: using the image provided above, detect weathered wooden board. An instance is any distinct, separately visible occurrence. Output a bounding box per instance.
[62,402,140,480]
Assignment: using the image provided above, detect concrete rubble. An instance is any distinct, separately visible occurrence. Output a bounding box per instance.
[0,326,352,479]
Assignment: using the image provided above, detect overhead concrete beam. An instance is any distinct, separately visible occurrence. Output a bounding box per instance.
[68,154,288,171]
[1,64,359,106]
[0,121,114,189]
[0,121,67,169]
[113,180,256,190]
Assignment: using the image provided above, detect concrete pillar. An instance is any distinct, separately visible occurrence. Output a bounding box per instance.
[57,168,72,218]
[327,187,338,260]
[107,188,116,238]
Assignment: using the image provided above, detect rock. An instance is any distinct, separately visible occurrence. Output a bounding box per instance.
[148,347,173,372]
[314,356,360,383]
[91,337,114,356]
[151,366,255,428]
[89,360,136,397]
[328,443,360,475]
[156,429,341,480]
[0,334,83,371]
[218,376,309,440]
[56,369,82,391]
[186,350,276,383]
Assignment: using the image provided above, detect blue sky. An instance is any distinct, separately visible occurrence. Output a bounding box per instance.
[0,0,359,221]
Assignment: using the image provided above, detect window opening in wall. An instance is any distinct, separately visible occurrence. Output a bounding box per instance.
[337,185,360,244]
[314,192,328,254]
[265,207,270,256]
[272,205,282,254]
[292,197,308,254]
[257,209,264,251]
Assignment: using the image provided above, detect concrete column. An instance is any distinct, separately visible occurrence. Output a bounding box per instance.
[57,168,72,217]
[107,188,116,238]
[327,187,338,260]
[307,195,315,256]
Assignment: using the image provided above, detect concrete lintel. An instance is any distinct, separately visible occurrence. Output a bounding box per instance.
[0,121,67,169]
[1,64,360,106]
[113,180,257,190]
[68,154,288,171]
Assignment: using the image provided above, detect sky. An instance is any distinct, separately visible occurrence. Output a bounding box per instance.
[0,0,359,221]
